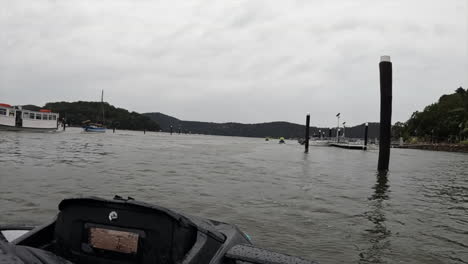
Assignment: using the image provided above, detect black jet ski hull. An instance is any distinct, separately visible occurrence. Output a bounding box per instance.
[1,196,317,264]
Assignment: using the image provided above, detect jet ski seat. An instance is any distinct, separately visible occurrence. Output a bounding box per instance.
[8,196,317,264]
[0,240,72,264]
[52,197,207,264]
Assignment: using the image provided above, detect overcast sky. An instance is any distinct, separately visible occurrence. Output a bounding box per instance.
[1,0,466,126]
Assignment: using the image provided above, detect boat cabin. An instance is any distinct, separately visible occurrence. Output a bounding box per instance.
[0,103,59,131]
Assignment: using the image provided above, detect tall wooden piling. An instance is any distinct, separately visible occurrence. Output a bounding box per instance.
[364,122,369,150]
[336,113,340,142]
[378,56,392,171]
[305,113,310,153]
[170,125,173,135]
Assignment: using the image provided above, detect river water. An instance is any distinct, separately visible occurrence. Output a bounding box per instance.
[0,128,467,264]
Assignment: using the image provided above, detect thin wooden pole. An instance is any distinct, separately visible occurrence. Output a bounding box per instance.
[305,113,310,153]
[364,122,369,150]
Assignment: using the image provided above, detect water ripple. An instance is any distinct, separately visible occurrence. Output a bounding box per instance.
[0,129,467,264]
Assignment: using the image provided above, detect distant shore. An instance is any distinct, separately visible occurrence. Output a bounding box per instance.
[394,143,468,153]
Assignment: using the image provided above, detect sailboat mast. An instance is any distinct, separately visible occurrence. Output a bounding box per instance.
[101,90,105,125]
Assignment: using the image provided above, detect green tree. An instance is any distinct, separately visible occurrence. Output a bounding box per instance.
[400,87,467,142]
[44,101,160,131]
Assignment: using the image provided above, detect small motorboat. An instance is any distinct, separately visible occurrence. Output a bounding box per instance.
[0,196,317,264]
[279,137,285,144]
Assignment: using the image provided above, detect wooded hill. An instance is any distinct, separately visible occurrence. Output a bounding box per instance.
[40,101,160,131]
[29,86,468,142]
[143,112,380,139]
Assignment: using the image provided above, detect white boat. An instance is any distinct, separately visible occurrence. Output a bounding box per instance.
[0,103,59,132]
[310,140,330,146]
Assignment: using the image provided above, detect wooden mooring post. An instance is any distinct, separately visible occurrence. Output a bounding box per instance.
[364,122,369,150]
[305,113,310,153]
[378,56,392,171]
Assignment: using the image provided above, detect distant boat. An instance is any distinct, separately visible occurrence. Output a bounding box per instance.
[82,122,106,133]
[83,90,106,133]
[83,126,106,133]
[0,103,59,132]
[298,138,328,146]
[279,137,285,144]
[310,140,330,146]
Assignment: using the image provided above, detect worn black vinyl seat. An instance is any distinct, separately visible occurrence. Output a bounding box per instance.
[52,197,199,264]
[0,240,72,264]
[9,196,317,264]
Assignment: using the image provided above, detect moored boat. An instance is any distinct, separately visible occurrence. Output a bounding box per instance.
[82,121,106,133]
[82,90,107,133]
[309,140,330,146]
[0,196,317,264]
[0,103,59,132]
[83,126,106,133]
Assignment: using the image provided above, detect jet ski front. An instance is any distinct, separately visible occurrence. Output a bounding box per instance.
[1,196,317,264]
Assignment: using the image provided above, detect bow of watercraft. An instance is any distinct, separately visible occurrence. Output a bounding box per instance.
[1,196,317,264]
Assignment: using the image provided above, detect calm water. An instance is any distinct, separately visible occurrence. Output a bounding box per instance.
[0,128,467,264]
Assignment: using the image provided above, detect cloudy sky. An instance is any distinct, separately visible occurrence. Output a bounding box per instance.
[1,0,466,126]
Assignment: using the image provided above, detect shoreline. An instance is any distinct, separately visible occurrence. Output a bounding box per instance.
[394,143,468,153]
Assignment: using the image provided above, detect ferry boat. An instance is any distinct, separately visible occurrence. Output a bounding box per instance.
[0,103,59,132]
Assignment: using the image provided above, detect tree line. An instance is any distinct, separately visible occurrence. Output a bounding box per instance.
[392,87,468,143]
[44,101,160,131]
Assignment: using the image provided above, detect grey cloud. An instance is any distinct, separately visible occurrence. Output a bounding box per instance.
[0,0,466,126]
